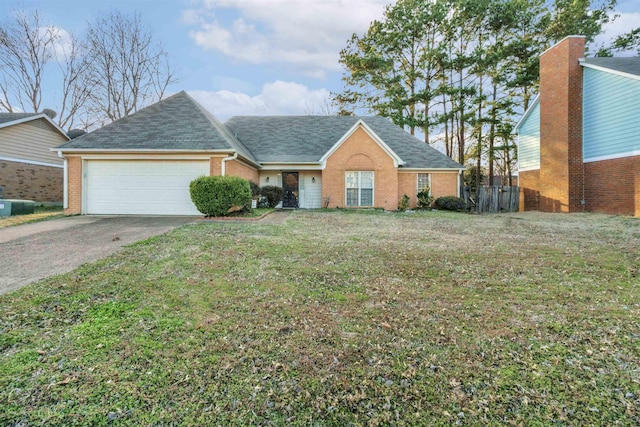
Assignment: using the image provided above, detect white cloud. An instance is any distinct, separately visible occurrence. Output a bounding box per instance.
[189,80,331,120]
[184,0,390,78]
[49,26,74,62]
[594,11,640,54]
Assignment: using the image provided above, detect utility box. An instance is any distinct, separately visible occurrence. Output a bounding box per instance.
[0,200,11,217]
[3,199,35,215]
[12,200,35,215]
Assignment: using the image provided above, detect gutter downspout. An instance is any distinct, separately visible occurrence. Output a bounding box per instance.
[221,152,238,176]
[59,150,68,209]
[457,169,463,198]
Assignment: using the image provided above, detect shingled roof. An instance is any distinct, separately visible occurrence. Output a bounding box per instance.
[225,115,463,169]
[0,113,40,125]
[57,91,462,170]
[57,91,257,164]
[581,57,640,77]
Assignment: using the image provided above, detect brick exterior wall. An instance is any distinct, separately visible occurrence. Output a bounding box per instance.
[225,159,259,183]
[0,160,63,203]
[519,170,540,211]
[584,156,640,216]
[431,172,459,200]
[538,36,585,213]
[397,172,460,209]
[322,126,398,210]
[397,173,417,207]
[65,156,82,215]
[210,157,222,176]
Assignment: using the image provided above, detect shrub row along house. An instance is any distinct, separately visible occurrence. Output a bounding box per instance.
[517,36,640,217]
[0,112,69,203]
[56,91,463,215]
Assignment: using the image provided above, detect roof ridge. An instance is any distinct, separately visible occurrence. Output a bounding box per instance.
[183,92,259,164]
[61,92,188,144]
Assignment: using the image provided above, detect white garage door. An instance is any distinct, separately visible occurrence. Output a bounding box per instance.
[85,160,209,215]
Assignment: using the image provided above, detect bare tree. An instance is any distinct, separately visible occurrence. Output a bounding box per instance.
[84,10,177,123]
[52,30,93,130]
[304,98,338,116]
[0,10,56,112]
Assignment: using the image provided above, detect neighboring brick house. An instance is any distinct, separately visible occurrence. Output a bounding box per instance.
[516,36,640,216]
[0,113,69,203]
[56,91,463,215]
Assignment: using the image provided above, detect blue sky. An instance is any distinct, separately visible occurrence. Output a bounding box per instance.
[1,0,638,121]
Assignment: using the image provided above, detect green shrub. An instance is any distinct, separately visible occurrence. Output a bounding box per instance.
[417,188,433,209]
[398,194,410,211]
[189,175,252,217]
[260,185,284,208]
[434,196,466,211]
[249,181,261,198]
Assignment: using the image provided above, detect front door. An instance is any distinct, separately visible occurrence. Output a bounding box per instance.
[282,172,299,208]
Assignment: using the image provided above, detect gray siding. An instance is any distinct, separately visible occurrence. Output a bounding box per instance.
[583,67,640,161]
[0,120,66,166]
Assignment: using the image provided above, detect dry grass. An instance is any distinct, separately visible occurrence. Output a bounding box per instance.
[0,206,64,229]
[1,209,638,425]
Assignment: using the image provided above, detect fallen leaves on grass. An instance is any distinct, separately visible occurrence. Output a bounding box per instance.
[1,210,639,425]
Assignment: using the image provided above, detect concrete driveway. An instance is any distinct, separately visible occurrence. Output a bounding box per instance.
[0,216,197,295]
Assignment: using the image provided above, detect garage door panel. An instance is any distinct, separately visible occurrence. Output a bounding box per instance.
[85,160,208,215]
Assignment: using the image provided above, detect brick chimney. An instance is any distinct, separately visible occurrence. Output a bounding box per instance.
[539,36,585,213]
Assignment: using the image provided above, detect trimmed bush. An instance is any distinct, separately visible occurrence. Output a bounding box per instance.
[189,175,252,217]
[249,181,261,198]
[260,185,284,208]
[433,196,466,211]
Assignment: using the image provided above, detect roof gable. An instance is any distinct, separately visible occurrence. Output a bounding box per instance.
[225,115,463,170]
[57,91,257,164]
[53,92,462,170]
[515,95,540,132]
[320,119,404,167]
[0,112,70,140]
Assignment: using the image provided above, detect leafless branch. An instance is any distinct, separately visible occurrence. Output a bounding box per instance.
[84,10,178,122]
[0,10,56,112]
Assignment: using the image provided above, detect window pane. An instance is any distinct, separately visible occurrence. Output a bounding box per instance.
[361,172,373,188]
[360,189,373,206]
[346,188,359,206]
[418,173,430,192]
[346,172,358,189]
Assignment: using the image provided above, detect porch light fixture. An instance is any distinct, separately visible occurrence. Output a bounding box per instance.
[266,177,270,183]
[312,177,316,183]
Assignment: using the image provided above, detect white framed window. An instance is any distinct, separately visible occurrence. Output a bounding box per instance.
[346,171,374,207]
[417,173,431,193]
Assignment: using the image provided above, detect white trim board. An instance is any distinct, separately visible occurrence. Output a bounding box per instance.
[0,155,64,168]
[584,150,640,163]
[580,61,640,82]
[319,120,404,167]
[518,166,541,172]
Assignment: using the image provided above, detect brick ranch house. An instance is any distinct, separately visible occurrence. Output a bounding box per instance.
[0,112,69,203]
[516,36,640,217]
[56,91,463,215]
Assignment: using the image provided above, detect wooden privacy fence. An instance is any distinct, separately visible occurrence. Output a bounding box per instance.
[476,185,519,213]
[466,186,520,213]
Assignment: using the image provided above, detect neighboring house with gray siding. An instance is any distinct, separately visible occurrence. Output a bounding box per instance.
[0,113,69,202]
[516,36,640,216]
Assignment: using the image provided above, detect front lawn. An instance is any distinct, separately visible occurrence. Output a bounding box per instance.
[1,210,638,425]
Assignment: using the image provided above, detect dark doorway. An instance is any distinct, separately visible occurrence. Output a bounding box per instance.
[282,172,299,208]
